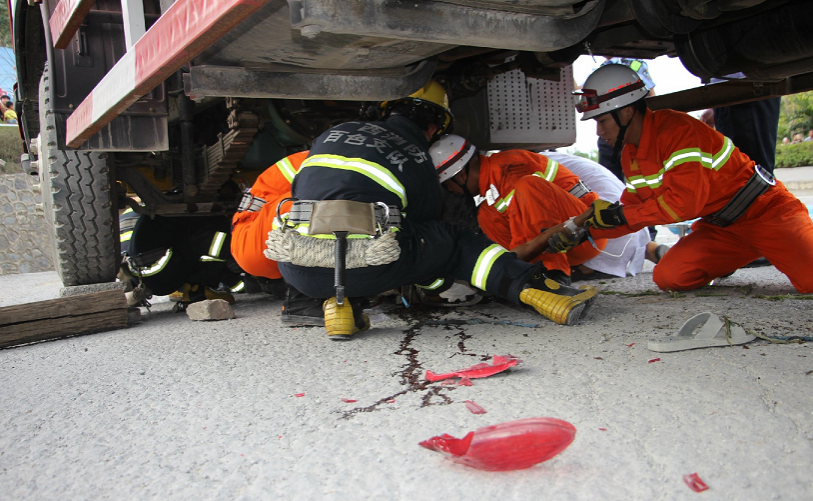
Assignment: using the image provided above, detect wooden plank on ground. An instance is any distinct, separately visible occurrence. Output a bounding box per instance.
[0,289,128,349]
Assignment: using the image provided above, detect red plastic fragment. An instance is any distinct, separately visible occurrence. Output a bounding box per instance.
[648,358,661,363]
[598,427,607,431]
[294,393,305,397]
[386,399,396,403]
[419,417,576,471]
[683,472,709,492]
[420,432,475,457]
[425,355,520,382]
[341,398,357,403]
[464,400,487,414]
[457,377,473,386]
[627,343,635,347]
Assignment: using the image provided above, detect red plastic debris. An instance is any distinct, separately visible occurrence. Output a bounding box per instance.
[648,358,661,363]
[464,400,486,414]
[598,427,607,431]
[426,355,521,382]
[626,343,635,347]
[386,399,396,403]
[419,417,576,471]
[341,398,357,403]
[294,393,305,397]
[457,377,473,386]
[683,472,709,492]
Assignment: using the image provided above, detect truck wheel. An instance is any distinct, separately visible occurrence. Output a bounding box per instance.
[38,67,120,286]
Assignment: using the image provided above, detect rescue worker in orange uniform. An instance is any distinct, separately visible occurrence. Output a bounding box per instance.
[552,64,813,293]
[429,134,607,284]
[231,150,328,325]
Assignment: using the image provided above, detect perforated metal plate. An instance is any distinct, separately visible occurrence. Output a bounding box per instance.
[486,66,576,149]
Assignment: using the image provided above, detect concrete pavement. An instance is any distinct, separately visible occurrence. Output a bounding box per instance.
[1,168,813,500]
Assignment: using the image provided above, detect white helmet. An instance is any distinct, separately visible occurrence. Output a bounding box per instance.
[574,64,649,121]
[429,134,477,183]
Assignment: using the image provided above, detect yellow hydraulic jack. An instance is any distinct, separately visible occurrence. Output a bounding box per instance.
[308,201,374,340]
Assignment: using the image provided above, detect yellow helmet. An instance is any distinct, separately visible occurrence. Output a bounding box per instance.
[380,79,453,141]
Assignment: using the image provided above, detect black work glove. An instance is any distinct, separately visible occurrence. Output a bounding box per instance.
[585,200,626,230]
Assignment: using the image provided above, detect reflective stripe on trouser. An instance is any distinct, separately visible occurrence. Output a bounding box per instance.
[416,278,445,290]
[129,248,188,296]
[278,220,539,303]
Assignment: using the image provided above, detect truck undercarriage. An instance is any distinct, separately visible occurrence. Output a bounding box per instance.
[11,0,813,286]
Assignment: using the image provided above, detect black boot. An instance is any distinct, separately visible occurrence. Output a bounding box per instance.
[526,270,596,298]
[281,285,326,326]
[544,269,572,286]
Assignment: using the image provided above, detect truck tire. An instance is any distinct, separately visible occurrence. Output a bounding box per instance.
[38,66,120,286]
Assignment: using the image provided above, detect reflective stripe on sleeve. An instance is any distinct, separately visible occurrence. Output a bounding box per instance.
[230,281,245,293]
[494,190,515,213]
[471,244,507,290]
[277,157,298,183]
[300,154,407,208]
[711,137,734,170]
[120,231,132,243]
[540,160,559,181]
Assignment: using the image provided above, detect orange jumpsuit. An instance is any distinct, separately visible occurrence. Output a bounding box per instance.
[589,109,813,293]
[476,150,606,275]
[231,151,308,279]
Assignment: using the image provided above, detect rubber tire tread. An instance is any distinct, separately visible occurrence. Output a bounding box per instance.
[38,65,119,286]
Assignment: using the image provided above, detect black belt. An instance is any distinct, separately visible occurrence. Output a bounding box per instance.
[704,164,775,227]
[281,199,402,230]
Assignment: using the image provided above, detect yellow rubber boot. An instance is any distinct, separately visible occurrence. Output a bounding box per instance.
[203,287,236,304]
[519,284,598,326]
[176,283,236,305]
[323,297,370,340]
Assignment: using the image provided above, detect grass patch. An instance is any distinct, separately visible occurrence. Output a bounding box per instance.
[0,124,24,174]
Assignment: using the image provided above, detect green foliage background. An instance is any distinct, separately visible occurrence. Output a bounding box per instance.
[778,91,813,144]
[775,141,813,169]
[0,124,23,173]
[0,2,9,48]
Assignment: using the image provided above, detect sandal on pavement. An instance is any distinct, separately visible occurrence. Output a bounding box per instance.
[647,312,755,352]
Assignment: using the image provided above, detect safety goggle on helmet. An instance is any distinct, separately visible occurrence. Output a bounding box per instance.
[573,64,649,121]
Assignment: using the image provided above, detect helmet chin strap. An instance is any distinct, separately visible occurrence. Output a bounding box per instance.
[460,162,477,200]
[609,109,632,165]
[451,161,476,200]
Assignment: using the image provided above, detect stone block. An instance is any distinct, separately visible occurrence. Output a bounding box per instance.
[186,299,235,321]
